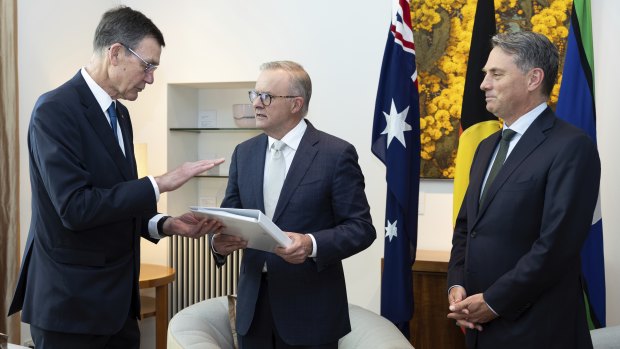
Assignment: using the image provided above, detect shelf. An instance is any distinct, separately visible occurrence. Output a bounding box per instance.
[170,127,259,132]
[167,81,257,216]
[140,295,156,319]
[169,81,255,89]
[195,175,228,178]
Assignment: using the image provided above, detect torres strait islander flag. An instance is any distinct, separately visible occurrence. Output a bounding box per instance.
[555,0,606,329]
[371,0,420,337]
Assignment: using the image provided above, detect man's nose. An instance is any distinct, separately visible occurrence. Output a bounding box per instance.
[145,71,155,85]
[480,74,490,90]
[252,96,264,108]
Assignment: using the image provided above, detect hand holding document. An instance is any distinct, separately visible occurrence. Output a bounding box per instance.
[191,207,292,252]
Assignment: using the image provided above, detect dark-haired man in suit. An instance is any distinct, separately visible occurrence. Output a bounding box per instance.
[9,6,223,349]
[212,61,376,348]
[447,31,599,349]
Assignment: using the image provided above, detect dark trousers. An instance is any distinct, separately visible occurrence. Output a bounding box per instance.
[30,315,139,349]
[238,274,337,349]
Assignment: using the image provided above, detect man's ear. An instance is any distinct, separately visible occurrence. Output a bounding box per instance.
[290,97,304,114]
[527,67,544,92]
[108,43,123,66]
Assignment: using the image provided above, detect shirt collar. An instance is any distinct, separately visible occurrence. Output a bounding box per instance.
[504,102,547,135]
[267,119,307,151]
[80,67,114,113]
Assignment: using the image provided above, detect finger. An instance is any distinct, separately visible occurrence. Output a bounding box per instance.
[215,233,244,242]
[203,220,222,231]
[447,312,469,321]
[198,158,225,169]
[217,241,246,254]
[449,303,469,313]
[455,319,476,329]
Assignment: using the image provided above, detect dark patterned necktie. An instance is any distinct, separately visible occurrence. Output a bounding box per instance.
[480,129,517,205]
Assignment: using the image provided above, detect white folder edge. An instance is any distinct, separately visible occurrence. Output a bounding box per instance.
[190,206,292,252]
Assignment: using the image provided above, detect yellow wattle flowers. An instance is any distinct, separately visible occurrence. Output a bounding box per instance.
[411,0,571,178]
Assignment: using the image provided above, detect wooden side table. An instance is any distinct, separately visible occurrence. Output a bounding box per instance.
[139,263,175,349]
[410,250,466,349]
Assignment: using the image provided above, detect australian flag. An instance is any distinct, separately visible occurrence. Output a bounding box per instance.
[371,0,420,336]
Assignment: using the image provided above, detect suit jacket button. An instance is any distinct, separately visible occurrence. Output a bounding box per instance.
[471,231,477,238]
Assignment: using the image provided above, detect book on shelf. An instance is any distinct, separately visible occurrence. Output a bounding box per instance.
[190,207,292,252]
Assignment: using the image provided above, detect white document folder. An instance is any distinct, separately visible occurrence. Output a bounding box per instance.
[190,207,292,252]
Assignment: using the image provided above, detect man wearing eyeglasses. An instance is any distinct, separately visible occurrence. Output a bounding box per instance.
[8,6,224,349]
[211,61,376,349]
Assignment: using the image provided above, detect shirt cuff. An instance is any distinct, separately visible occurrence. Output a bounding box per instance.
[210,233,225,257]
[307,233,317,258]
[485,298,499,316]
[148,213,167,239]
[448,285,464,295]
[147,175,160,202]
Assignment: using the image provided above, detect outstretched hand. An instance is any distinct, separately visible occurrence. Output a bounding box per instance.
[155,158,225,193]
[162,212,223,238]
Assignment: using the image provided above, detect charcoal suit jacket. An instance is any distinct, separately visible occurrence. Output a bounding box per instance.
[448,107,599,349]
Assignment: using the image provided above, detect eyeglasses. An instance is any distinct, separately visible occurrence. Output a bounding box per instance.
[120,43,158,73]
[248,90,299,106]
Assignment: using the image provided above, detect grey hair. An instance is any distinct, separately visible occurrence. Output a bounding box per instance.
[93,6,165,53]
[491,31,559,97]
[260,61,312,116]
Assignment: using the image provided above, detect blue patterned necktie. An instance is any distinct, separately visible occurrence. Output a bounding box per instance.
[107,102,119,142]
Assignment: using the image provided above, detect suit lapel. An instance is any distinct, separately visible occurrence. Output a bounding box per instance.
[83,105,132,180]
[74,73,134,180]
[468,132,501,216]
[272,121,318,222]
[253,135,269,212]
[476,108,555,218]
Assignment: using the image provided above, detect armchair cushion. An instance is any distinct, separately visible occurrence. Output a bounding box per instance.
[590,325,620,349]
[167,296,234,349]
[167,297,414,349]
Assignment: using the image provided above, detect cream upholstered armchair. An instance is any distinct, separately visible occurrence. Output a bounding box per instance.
[167,296,414,349]
[590,325,620,349]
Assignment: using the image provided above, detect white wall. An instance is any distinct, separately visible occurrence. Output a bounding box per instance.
[591,0,620,327]
[17,0,619,344]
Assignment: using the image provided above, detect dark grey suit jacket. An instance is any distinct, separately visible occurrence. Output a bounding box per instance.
[9,71,159,335]
[448,108,599,348]
[218,121,375,345]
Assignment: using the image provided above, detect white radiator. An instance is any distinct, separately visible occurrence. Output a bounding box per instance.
[168,235,242,315]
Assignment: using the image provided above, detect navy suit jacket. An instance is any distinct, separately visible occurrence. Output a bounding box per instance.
[9,71,159,335]
[448,108,599,348]
[218,121,375,345]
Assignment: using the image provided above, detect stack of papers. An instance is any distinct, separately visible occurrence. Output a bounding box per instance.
[190,207,292,252]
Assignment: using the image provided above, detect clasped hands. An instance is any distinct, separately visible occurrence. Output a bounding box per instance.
[212,231,312,264]
[447,286,497,331]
